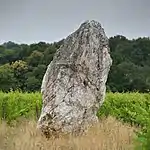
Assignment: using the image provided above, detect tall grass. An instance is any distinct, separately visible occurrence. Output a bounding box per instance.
[0,116,136,150]
[0,91,150,149]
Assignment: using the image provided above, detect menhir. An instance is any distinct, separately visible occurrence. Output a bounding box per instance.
[37,20,112,136]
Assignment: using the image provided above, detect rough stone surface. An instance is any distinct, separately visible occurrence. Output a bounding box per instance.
[37,20,112,136]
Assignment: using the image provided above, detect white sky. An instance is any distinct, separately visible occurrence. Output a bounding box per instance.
[0,0,150,44]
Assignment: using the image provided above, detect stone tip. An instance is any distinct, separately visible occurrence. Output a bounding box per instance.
[79,20,102,29]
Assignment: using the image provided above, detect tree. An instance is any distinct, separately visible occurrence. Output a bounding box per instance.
[0,64,16,91]
[27,50,44,67]
[11,60,28,90]
[0,37,150,92]
[32,64,46,79]
[26,76,41,92]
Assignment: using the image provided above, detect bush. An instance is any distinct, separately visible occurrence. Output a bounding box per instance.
[0,91,42,123]
[98,92,150,127]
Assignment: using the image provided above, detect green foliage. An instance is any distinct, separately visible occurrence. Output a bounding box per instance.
[26,76,41,92]
[1,36,150,92]
[98,92,150,127]
[0,91,42,123]
[11,60,28,90]
[135,125,150,150]
[27,50,44,67]
[0,91,149,128]
[0,41,60,92]
[107,36,150,92]
[0,64,16,91]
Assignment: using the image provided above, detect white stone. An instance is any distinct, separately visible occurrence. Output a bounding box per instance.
[37,20,112,136]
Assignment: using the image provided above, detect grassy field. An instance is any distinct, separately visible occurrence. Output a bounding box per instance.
[0,91,150,149]
[0,116,136,150]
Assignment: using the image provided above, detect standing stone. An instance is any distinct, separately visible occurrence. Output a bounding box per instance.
[37,20,112,136]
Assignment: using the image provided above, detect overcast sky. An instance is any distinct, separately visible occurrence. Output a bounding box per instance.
[0,0,150,44]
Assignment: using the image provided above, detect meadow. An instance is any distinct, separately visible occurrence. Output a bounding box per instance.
[0,91,150,150]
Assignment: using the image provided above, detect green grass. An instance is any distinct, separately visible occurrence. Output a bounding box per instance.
[0,91,42,123]
[98,92,150,127]
[0,91,150,127]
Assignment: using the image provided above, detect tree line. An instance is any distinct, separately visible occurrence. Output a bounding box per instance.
[0,35,150,93]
